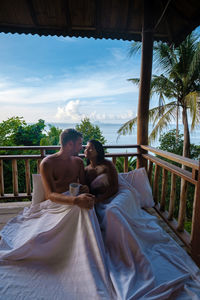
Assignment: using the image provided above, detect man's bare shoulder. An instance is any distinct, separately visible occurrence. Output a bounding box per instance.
[72,156,84,165]
[40,154,58,166]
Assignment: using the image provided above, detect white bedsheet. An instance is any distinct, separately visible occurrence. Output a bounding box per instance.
[0,187,200,299]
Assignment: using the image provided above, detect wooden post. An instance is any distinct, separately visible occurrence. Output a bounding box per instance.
[112,157,116,166]
[191,160,200,266]
[0,159,4,196]
[124,156,128,172]
[37,159,42,173]
[137,0,154,169]
[12,159,18,196]
[177,179,187,232]
[168,173,176,220]
[40,149,46,157]
[25,159,31,195]
[153,164,160,205]
[160,169,168,211]
[148,161,153,185]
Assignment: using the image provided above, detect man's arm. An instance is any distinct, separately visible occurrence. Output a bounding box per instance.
[40,158,94,209]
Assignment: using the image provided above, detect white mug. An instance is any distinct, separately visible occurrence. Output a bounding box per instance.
[69,183,80,196]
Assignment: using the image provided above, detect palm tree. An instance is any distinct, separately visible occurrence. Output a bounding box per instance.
[118,33,200,159]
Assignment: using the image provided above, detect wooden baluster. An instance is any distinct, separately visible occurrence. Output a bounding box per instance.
[12,159,18,196]
[153,164,160,205]
[40,149,46,157]
[25,159,31,195]
[192,168,198,180]
[191,160,200,266]
[0,159,4,196]
[168,173,176,220]
[112,157,116,166]
[177,178,187,232]
[160,169,168,211]
[37,159,42,173]
[124,156,128,173]
[148,161,153,185]
[37,149,45,173]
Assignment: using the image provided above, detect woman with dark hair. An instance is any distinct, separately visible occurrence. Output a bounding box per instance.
[84,139,118,203]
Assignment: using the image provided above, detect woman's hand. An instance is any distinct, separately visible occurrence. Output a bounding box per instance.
[74,193,95,209]
[79,184,89,194]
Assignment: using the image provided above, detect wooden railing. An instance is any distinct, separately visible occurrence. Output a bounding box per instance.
[140,145,200,266]
[0,144,200,266]
[0,145,139,199]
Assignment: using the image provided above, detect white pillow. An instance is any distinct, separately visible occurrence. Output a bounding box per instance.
[32,174,45,205]
[119,168,154,208]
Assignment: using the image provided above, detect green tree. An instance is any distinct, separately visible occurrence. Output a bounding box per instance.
[0,116,26,146]
[118,33,200,159]
[159,129,200,160]
[0,118,46,198]
[75,118,106,145]
[40,125,62,146]
[14,119,46,146]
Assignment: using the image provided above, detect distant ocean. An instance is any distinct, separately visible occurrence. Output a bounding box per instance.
[49,122,200,153]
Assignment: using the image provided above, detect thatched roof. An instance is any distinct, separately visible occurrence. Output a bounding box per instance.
[0,0,200,45]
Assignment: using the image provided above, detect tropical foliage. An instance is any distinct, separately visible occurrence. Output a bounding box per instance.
[0,117,107,199]
[75,118,106,146]
[115,156,136,173]
[118,33,200,158]
[0,117,63,199]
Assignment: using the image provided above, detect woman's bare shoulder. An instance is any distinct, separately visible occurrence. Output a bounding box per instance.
[104,159,116,169]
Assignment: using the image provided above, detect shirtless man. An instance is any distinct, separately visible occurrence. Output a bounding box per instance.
[40,128,95,209]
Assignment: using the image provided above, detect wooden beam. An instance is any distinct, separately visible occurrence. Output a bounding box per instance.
[143,154,196,185]
[62,0,72,31]
[95,0,101,35]
[137,0,154,169]
[141,145,199,170]
[26,0,39,27]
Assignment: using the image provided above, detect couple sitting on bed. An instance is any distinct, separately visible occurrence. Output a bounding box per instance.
[2,128,200,299]
[40,128,118,208]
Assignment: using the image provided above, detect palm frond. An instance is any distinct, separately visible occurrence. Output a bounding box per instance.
[186,41,200,88]
[127,78,140,87]
[128,41,142,57]
[149,105,177,143]
[149,101,176,126]
[153,42,176,74]
[117,117,137,140]
[151,75,177,99]
[185,92,200,130]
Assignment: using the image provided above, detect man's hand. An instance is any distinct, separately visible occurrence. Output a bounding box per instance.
[79,184,89,194]
[74,193,95,209]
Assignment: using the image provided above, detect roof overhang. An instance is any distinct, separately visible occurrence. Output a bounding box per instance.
[0,0,199,45]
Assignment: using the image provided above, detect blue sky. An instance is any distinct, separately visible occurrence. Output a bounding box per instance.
[0,33,145,124]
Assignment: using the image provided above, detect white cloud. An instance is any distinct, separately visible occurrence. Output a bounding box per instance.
[55,100,83,121]
[55,99,135,123]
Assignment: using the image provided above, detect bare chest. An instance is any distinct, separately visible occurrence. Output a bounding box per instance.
[52,160,80,191]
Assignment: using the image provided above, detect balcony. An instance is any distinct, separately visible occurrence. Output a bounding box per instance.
[0,144,199,267]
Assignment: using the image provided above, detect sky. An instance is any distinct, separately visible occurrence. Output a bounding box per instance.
[0,33,147,124]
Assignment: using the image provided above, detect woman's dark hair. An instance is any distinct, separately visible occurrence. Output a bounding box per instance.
[88,139,105,164]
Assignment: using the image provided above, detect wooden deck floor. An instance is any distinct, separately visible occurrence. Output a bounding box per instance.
[0,201,31,231]
[0,202,188,253]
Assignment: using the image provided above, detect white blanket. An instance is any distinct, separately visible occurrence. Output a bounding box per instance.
[0,187,200,299]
